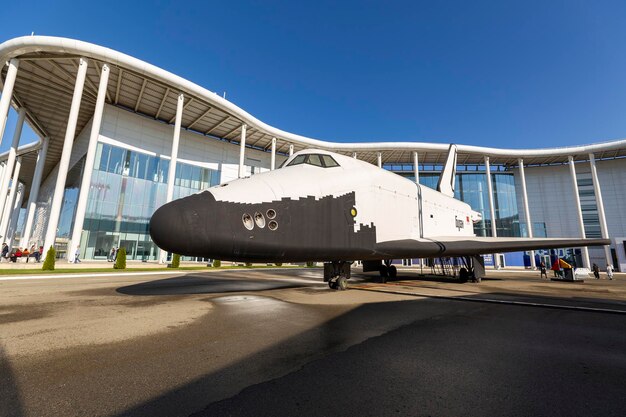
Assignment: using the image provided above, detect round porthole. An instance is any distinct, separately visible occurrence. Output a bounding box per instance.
[268,220,278,231]
[266,209,276,219]
[242,213,254,230]
[350,207,357,217]
[254,212,266,228]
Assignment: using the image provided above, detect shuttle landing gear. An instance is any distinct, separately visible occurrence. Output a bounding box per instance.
[324,261,351,290]
[379,260,397,283]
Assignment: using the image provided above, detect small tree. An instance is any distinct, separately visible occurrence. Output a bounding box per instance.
[171,253,180,268]
[275,262,283,267]
[42,246,56,271]
[114,247,126,269]
[245,262,253,267]
[212,259,221,268]
[306,261,315,268]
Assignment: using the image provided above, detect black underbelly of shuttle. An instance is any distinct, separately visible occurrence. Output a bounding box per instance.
[149,191,379,263]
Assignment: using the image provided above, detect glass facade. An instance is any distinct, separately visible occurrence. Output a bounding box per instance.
[576,172,602,238]
[395,171,521,237]
[80,142,220,260]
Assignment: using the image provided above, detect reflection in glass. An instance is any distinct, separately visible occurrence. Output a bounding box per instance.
[82,142,220,261]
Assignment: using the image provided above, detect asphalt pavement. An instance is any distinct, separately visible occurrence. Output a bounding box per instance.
[1,268,625,417]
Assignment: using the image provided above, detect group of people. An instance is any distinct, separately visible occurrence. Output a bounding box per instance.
[592,263,614,280]
[538,258,615,280]
[1,243,44,263]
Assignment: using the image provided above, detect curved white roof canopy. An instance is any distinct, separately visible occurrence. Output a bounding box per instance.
[0,35,625,193]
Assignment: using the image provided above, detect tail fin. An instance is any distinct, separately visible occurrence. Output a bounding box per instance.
[437,144,457,197]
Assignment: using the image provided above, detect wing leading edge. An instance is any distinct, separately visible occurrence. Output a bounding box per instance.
[374,237,611,259]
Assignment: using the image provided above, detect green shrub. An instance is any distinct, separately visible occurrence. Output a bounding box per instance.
[42,246,56,271]
[245,262,253,267]
[306,261,315,267]
[114,247,126,269]
[275,262,283,267]
[212,259,221,268]
[171,253,180,268]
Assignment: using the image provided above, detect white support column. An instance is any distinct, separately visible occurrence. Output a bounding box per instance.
[568,156,590,268]
[484,156,499,269]
[238,124,247,178]
[0,59,20,148]
[518,158,536,269]
[0,107,26,221]
[377,152,382,168]
[352,152,357,159]
[413,151,419,183]
[0,163,5,191]
[589,153,612,266]
[21,138,48,248]
[43,57,88,254]
[159,92,184,264]
[7,182,24,248]
[288,144,294,157]
[0,156,22,241]
[68,64,110,262]
[270,137,276,170]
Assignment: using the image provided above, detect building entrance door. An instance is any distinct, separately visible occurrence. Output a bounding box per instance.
[120,239,137,260]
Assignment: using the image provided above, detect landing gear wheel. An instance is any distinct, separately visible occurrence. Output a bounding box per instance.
[328,281,338,290]
[459,267,469,283]
[337,276,348,290]
[379,265,389,283]
[388,265,397,280]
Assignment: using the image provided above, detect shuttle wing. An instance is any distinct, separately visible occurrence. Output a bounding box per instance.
[374,237,610,258]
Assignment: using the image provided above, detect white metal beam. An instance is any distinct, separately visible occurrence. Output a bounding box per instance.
[589,153,612,267]
[518,158,536,269]
[43,57,89,254]
[205,115,230,135]
[568,156,590,268]
[134,78,147,112]
[115,68,123,104]
[155,87,170,120]
[69,64,110,262]
[187,106,213,129]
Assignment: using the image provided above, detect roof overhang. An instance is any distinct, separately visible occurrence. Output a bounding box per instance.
[1,35,625,195]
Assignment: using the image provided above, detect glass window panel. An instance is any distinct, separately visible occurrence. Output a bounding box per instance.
[147,156,159,182]
[108,147,125,175]
[135,153,148,180]
[307,154,323,167]
[159,159,169,183]
[174,164,182,186]
[320,155,339,167]
[287,155,306,166]
[181,164,192,188]
[191,166,201,189]
[99,143,110,172]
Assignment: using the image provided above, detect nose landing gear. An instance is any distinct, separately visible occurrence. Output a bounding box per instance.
[324,261,351,290]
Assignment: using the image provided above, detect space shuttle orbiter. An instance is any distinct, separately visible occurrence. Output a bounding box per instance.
[149,146,608,289]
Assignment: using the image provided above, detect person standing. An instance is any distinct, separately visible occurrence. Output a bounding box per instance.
[108,246,116,262]
[74,245,81,263]
[592,263,600,279]
[540,261,548,279]
[606,264,614,280]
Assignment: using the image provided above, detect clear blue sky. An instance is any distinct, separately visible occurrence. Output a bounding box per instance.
[2,0,626,152]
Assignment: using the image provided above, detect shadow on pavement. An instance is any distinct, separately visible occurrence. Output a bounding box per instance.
[0,345,24,417]
[116,274,316,296]
[109,294,626,417]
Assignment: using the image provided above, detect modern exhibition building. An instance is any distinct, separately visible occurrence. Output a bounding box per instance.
[0,36,624,271]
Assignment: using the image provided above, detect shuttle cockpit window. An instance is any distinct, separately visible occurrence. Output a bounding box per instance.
[307,154,323,167]
[285,154,340,168]
[320,155,339,167]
